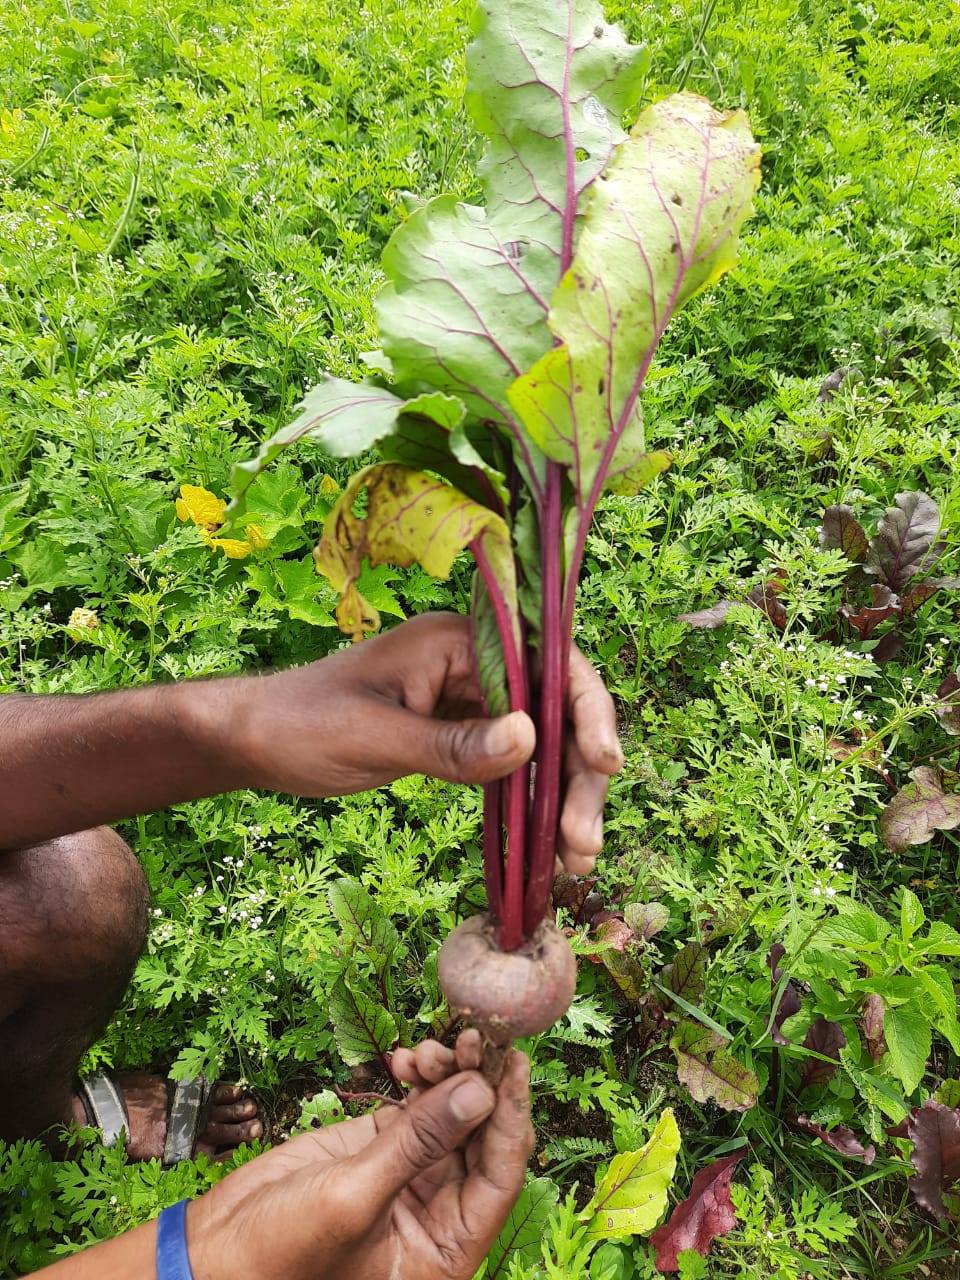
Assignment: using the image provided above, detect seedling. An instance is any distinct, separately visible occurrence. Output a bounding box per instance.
[231,0,759,1056]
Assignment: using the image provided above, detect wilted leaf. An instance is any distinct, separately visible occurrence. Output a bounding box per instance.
[906,1100,960,1221]
[827,734,886,777]
[840,583,901,638]
[678,600,733,629]
[794,1117,875,1164]
[625,901,671,941]
[881,766,960,854]
[767,944,803,1047]
[799,1017,846,1088]
[935,673,960,737]
[862,994,886,1063]
[328,877,400,979]
[597,918,651,1003]
[315,464,516,641]
[648,1152,746,1270]
[820,505,869,562]
[660,943,708,1008]
[484,1178,559,1277]
[865,491,944,593]
[671,1020,758,1112]
[328,977,398,1068]
[509,93,759,504]
[583,1109,681,1238]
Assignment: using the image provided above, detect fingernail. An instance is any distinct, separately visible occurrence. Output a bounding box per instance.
[484,715,517,757]
[449,1078,494,1123]
[592,815,604,847]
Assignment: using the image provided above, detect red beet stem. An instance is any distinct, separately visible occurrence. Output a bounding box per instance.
[523,461,565,936]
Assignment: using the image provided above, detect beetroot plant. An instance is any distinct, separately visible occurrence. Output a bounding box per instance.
[231,0,760,1055]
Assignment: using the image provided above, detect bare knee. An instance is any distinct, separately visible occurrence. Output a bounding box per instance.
[0,828,149,992]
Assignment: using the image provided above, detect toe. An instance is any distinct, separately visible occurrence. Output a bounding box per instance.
[210,1099,258,1124]
[212,1083,244,1104]
[203,1117,263,1147]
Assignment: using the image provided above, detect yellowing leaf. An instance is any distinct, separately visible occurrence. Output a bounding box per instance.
[176,484,227,531]
[582,1109,680,1239]
[314,464,514,642]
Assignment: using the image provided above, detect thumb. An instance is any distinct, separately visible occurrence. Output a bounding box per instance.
[349,1073,495,1212]
[404,709,536,785]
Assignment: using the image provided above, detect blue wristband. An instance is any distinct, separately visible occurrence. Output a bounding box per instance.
[156,1199,195,1280]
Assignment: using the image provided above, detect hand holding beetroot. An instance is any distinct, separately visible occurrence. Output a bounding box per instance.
[232,0,759,1057]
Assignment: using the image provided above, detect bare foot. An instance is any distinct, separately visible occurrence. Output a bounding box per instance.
[72,1073,262,1160]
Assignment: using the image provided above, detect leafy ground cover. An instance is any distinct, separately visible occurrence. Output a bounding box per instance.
[1,0,959,1275]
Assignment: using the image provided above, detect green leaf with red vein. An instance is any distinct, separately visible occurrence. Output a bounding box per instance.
[583,1108,680,1238]
[229,377,464,510]
[484,1177,559,1277]
[649,1152,746,1270]
[508,93,759,504]
[376,0,649,467]
[329,976,398,1068]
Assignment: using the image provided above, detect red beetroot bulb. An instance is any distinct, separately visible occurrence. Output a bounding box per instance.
[438,914,576,1053]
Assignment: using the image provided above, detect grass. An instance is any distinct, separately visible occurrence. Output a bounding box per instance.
[1,0,959,1275]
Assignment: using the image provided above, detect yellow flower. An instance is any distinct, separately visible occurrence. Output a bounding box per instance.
[0,109,24,138]
[175,485,269,558]
[175,484,227,532]
[68,606,100,631]
[206,536,255,559]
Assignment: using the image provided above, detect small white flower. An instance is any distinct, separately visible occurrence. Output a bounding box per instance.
[218,905,227,914]
[825,887,837,898]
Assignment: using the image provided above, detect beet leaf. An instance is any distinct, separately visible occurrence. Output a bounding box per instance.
[648,1152,746,1271]
[231,0,759,950]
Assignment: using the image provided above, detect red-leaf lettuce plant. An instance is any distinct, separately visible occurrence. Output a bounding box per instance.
[231,0,759,1044]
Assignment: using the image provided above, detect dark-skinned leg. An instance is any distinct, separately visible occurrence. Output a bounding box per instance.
[0,827,147,1144]
[0,828,262,1155]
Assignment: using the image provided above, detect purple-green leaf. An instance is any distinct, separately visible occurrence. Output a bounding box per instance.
[881,766,960,853]
[820,505,869,563]
[865,491,945,592]
[376,1,649,474]
[671,1019,758,1112]
[935,673,960,736]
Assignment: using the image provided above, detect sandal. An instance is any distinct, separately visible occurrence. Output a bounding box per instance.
[78,1073,212,1166]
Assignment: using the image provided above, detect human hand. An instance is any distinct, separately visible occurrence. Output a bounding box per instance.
[189,1033,533,1280]
[232,612,622,874]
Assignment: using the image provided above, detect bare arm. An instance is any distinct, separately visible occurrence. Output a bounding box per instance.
[1,614,621,864]
[0,682,242,850]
